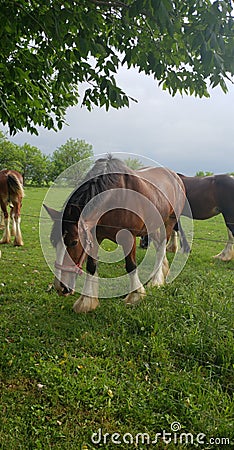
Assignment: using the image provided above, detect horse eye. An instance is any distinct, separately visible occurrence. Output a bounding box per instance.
[70,240,78,247]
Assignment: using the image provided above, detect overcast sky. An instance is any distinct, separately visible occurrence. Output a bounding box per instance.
[2,66,234,176]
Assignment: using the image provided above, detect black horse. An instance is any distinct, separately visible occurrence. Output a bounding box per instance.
[140,173,234,261]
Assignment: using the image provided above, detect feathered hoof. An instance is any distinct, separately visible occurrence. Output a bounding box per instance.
[13,239,24,246]
[73,295,100,313]
[0,238,11,245]
[147,274,165,288]
[213,251,234,262]
[124,287,146,306]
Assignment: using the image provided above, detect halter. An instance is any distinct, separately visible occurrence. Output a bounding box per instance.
[54,223,93,276]
[54,260,83,275]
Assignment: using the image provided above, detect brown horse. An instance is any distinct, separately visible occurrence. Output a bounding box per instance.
[44,156,186,313]
[142,173,234,261]
[0,169,24,246]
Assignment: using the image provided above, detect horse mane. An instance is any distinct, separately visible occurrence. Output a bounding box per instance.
[67,154,133,211]
[50,155,135,247]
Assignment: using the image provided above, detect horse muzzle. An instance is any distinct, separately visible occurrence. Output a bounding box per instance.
[54,261,83,296]
[54,278,74,296]
[60,283,75,296]
[53,276,73,296]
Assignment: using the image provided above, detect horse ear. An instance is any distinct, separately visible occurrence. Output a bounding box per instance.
[43,204,61,222]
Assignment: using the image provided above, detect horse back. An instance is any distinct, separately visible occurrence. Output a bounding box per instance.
[136,167,186,218]
[179,174,234,220]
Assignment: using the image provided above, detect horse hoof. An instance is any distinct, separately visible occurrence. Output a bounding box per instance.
[213,253,233,262]
[73,295,99,313]
[0,239,11,245]
[13,240,24,246]
[147,276,165,288]
[124,288,146,306]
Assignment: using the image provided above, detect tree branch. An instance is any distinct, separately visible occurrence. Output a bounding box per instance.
[89,0,129,8]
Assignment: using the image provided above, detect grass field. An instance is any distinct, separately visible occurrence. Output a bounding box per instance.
[0,187,233,449]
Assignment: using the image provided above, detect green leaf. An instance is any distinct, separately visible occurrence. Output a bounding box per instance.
[0,0,233,135]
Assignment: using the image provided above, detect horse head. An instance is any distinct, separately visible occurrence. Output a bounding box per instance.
[44,204,93,297]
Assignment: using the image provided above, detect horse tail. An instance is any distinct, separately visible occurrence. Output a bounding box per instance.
[7,173,25,202]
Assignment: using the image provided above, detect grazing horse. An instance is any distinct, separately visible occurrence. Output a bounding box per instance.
[44,156,186,313]
[141,173,234,261]
[0,169,24,246]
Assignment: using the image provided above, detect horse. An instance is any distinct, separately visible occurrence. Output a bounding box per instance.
[141,173,234,261]
[44,155,186,313]
[0,169,24,246]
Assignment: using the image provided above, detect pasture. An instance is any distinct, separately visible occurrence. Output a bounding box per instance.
[0,187,233,449]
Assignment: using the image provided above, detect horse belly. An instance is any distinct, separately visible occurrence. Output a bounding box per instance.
[190,205,220,220]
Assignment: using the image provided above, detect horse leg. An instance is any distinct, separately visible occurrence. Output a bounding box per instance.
[166,229,178,253]
[123,237,146,305]
[10,206,16,236]
[73,255,99,313]
[0,210,4,229]
[12,201,23,246]
[148,228,168,287]
[167,220,191,254]
[213,226,234,261]
[0,203,11,244]
[177,219,191,253]
[139,235,149,249]
[148,217,180,287]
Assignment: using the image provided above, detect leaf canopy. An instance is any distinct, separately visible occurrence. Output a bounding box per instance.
[1,0,234,134]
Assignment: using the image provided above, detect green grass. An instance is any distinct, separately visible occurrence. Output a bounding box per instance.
[0,188,233,449]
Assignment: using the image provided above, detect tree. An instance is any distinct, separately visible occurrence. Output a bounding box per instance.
[1,1,234,135]
[0,132,22,171]
[124,157,144,169]
[0,132,50,185]
[50,138,93,181]
[18,143,50,185]
[196,170,214,177]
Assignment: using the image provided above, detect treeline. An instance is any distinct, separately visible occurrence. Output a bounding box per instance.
[0,132,93,185]
[196,170,234,177]
[1,132,233,185]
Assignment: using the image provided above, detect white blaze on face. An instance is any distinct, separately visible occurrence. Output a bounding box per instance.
[55,239,78,292]
[55,239,66,282]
